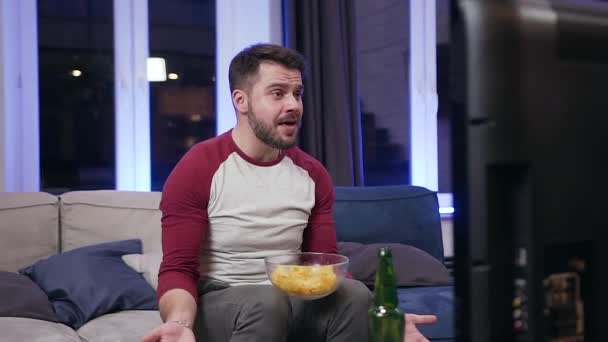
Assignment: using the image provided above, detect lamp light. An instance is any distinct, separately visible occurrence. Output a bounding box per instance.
[147,57,167,82]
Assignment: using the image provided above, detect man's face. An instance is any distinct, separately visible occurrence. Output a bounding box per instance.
[246,62,304,150]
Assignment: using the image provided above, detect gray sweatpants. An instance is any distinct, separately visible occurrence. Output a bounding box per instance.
[193,278,373,342]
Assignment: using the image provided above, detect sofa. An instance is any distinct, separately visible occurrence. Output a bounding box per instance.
[333,185,454,341]
[0,185,454,341]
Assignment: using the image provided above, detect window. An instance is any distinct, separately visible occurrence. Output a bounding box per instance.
[37,0,219,193]
[354,0,453,216]
[148,0,216,191]
[355,0,411,186]
[2,0,281,192]
[355,0,443,193]
[38,0,115,193]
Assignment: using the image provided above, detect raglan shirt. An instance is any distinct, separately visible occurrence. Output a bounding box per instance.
[157,130,338,302]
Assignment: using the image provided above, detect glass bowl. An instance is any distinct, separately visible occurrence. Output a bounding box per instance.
[264,252,349,300]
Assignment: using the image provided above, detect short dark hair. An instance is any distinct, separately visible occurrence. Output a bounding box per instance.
[228,43,306,93]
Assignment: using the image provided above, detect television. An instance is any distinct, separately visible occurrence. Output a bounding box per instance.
[450,1,608,341]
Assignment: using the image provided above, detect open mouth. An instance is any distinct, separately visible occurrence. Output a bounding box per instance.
[278,120,298,127]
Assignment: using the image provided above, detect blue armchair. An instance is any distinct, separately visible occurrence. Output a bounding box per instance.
[333,185,455,341]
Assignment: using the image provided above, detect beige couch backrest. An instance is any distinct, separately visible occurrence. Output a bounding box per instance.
[0,192,60,272]
[59,190,162,254]
[0,190,163,272]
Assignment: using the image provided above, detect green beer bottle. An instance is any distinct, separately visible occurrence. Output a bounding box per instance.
[368,246,405,342]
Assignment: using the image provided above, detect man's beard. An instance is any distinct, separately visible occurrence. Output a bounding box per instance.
[247,109,299,150]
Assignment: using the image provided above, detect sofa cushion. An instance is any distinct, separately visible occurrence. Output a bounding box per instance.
[0,317,82,342]
[338,242,452,287]
[398,286,454,339]
[19,239,158,329]
[77,310,163,342]
[0,271,58,322]
[0,192,59,272]
[333,185,444,262]
[59,190,162,254]
[122,252,162,290]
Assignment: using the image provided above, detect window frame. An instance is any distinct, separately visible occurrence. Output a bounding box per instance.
[0,0,40,192]
[114,0,151,191]
[410,0,453,214]
[410,0,439,192]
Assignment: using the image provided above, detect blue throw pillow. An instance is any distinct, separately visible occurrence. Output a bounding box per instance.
[19,239,158,329]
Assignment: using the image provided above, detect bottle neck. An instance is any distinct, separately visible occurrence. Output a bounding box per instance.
[373,249,399,307]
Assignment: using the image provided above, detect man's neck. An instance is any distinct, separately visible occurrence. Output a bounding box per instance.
[231,123,280,162]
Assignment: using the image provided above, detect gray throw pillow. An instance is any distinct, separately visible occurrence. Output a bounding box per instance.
[338,242,452,287]
[0,271,58,322]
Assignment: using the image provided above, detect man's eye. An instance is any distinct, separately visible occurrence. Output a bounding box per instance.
[272,91,283,97]
[294,91,303,99]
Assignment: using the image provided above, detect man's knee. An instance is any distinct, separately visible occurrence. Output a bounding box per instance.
[241,286,292,321]
[337,278,373,308]
[195,285,292,341]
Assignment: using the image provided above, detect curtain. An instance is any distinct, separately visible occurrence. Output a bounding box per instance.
[283,0,365,186]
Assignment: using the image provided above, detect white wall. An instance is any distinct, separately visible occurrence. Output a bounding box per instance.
[215,0,283,135]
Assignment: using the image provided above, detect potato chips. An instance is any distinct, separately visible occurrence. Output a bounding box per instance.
[271,264,338,296]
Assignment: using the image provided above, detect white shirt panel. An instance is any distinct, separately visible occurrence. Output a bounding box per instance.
[202,152,316,285]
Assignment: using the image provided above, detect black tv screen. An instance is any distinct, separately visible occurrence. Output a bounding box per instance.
[450,1,608,341]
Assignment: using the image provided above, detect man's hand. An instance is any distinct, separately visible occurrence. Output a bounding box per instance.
[404,314,437,342]
[141,321,196,342]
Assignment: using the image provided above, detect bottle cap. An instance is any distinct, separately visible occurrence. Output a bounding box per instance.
[379,246,393,257]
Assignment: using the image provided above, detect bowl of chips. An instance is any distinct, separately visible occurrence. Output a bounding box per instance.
[265,252,349,300]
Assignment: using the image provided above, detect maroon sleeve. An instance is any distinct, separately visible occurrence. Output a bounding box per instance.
[301,164,338,254]
[157,149,209,303]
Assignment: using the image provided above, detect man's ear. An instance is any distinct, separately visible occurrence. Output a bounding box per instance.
[232,89,248,113]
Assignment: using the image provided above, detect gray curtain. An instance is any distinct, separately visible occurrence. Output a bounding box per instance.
[283,0,365,186]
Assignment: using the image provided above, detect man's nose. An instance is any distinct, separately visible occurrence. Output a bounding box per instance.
[284,94,301,112]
